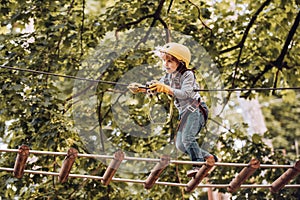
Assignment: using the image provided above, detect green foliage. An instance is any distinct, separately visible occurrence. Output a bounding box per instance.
[0,0,299,199]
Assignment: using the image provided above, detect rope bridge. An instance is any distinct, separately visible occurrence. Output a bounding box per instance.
[1,145,300,193]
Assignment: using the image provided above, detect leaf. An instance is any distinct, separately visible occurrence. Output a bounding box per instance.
[252,134,262,144]
[282,90,296,104]
[0,0,299,199]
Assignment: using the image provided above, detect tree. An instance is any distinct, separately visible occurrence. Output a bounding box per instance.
[0,0,299,199]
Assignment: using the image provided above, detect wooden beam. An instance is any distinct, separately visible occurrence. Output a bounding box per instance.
[271,160,300,193]
[186,156,215,192]
[58,148,78,183]
[13,145,30,178]
[227,158,260,193]
[101,150,124,186]
[144,155,170,189]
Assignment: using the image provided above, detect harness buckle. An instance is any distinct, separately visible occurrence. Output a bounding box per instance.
[187,105,197,112]
[186,99,201,113]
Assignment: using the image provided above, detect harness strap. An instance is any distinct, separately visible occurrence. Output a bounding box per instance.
[199,103,208,122]
[176,99,208,132]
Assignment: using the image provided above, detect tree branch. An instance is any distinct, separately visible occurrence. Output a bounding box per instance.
[97,92,105,152]
[275,10,300,68]
[217,0,272,112]
[231,0,271,91]
[216,0,272,112]
[115,14,154,33]
[135,0,167,48]
[250,10,300,89]
[55,0,76,56]
[220,0,271,54]
[80,0,85,57]
[187,0,212,35]
[272,68,280,95]
[158,17,171,42]
[115,0,170,47]
[167,0,174,14]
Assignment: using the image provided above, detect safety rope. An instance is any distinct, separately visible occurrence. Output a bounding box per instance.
[1,65,300,92]
[147,95,174,125]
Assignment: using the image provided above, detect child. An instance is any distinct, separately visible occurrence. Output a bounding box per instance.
[129,42,217,177]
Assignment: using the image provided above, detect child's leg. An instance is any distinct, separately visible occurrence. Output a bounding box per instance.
[175,130,187,153]
[181,110,211,161]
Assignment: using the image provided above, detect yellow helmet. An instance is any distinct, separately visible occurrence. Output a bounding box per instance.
[160,42,191,68]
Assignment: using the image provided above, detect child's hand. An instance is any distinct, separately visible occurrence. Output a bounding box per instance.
[149,82,173,95]
[127,82,146,94]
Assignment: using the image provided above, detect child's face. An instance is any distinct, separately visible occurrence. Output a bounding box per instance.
[161,53,179,74]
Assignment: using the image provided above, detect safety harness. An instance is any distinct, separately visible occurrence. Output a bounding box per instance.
[163,71,208,132]
[177,99,208,132]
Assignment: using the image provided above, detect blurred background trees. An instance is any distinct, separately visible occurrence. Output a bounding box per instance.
[0,0,299,199]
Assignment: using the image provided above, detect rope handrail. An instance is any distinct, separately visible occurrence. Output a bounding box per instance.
[0,167,299,189]
[1,65,300,92]
[0,148,295,168]
[1,146,300,193]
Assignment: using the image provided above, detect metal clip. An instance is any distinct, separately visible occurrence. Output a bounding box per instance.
[187,105,197,112]
[187,100,200,112]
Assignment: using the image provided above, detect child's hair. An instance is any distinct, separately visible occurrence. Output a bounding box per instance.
[163,52,194,75]
[163,53,178,63]
[176,59,195,75]
[176,62,187,74]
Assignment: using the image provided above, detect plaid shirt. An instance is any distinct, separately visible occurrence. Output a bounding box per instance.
[160,70,202,115]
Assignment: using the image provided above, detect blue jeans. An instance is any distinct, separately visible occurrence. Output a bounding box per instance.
[175,108,211,162]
